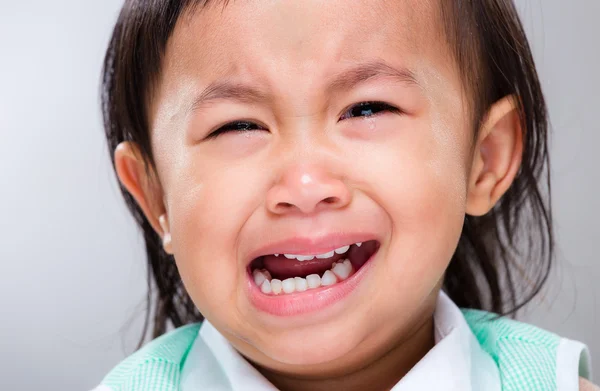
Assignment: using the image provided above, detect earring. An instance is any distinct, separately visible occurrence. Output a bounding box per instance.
[158,214,173,254]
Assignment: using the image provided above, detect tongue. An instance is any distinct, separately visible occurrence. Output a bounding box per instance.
[262,252,347,280]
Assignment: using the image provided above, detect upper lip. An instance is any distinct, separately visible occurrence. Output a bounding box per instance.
[245,232,379,265]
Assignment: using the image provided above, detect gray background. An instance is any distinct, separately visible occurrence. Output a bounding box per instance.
[0,1,597,390]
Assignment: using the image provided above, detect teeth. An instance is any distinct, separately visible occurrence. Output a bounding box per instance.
[280,243,356,261]
[356,242,362,247]
[316,250,335,259]
[334,245,350,254]
[271,279,283,295]
[321,270,337,286]
[295,277,308,292]
[282,278,296,294]
[306,274,321,289]
[256,262,354,294]
[332,259,353,280]
[260,280,272,294]
[253,270,267,286]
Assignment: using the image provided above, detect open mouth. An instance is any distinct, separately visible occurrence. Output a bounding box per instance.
[248,240,380,295]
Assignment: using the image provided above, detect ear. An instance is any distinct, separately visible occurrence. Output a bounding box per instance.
[466,96,524,216]
[114,142,173,254]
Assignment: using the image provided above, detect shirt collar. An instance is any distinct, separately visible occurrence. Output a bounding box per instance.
[391,291,500,390]
[181,291,500,390]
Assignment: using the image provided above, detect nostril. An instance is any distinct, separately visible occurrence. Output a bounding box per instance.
[322,197,338,204]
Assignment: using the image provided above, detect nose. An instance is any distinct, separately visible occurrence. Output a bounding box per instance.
[266,163,352,215]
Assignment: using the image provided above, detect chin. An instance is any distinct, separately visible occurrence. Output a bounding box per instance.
[248,320,371,369]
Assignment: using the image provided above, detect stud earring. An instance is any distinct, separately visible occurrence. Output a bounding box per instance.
[158,214,173,254]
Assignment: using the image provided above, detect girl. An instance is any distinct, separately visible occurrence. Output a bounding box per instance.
[94,0,595,390]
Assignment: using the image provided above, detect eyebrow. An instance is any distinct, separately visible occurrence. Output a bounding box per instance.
[188,60,418,112]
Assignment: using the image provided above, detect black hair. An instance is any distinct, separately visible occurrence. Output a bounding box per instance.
[101,0,553,344]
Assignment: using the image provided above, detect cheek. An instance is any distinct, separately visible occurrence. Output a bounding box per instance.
[356,118,469,279]
[164,154,262,317]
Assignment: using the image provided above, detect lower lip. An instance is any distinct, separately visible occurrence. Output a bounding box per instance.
[246,249,378,317]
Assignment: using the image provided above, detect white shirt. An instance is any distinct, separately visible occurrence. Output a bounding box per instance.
[180,291,502,390]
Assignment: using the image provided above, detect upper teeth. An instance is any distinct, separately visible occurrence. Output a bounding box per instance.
[275,242,362,261]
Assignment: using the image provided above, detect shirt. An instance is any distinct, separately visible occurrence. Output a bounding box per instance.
[93,291,592,391]
[180,291,499,390]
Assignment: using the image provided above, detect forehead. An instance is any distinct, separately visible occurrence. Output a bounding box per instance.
[156,0,456,114]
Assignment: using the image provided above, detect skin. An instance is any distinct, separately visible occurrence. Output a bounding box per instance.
[581,378,600,391]
[114,1,532,390]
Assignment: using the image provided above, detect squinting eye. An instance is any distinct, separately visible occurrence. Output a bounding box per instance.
[206,120,266,139]
[206,101,401,139]
[339,101,401,121]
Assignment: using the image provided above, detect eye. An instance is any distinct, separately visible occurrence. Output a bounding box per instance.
[339,101,401,121]
[206,120,266,139]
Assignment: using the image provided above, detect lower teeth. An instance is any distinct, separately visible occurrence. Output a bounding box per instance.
[254,259,354,295]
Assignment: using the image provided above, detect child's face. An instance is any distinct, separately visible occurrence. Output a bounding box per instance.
[147,0,474,374]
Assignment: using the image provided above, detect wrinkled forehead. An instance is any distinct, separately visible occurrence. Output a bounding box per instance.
[155,0,456,112]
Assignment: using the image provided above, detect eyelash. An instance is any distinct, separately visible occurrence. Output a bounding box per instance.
[206,101,401,139]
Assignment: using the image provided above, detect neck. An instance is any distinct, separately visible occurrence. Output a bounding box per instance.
[255,316,435,391]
